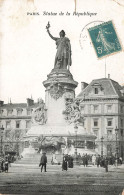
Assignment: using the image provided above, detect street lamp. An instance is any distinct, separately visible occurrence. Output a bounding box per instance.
[16,132,20,157]
[101,136,104,157]
[115,126,119,167]
[0,125,4,156]
[74,124,78,163]
[14,130,20,157]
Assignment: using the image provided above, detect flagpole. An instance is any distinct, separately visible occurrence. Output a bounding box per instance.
[105,58,106,78]
[74,0,77,12]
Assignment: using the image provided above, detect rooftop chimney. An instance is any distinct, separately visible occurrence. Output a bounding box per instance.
[81,82,88,91]
[108,74,110,79]
[10,98,12,104]
[27,98,34,107]
[0,101,4,107]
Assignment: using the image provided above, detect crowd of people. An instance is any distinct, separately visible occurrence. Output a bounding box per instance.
[67,153,123,166]
[91,154,123,167]
[62,155,74,171]
[61,153,123,172]
[0,153,21,173]
[1,152,123,173]
[0,154,11,173]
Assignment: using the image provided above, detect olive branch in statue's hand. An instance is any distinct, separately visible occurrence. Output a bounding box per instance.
[46,22,50,31]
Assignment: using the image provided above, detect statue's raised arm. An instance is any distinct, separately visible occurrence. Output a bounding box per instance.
[46,22,72,70]
[46,22,58,41]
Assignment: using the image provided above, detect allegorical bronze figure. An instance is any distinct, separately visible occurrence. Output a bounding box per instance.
[46,22,72,70]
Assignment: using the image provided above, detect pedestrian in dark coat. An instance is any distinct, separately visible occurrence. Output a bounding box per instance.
[68,156,73,168]
[39,153,47,172]
[96,155,101,167]
[83,154,88,167]
[0,157,5,172]
[4,160,9,172]
[85,154,88,167]
[62,157,68,171]
[104,157,108,172]
[100,157,105,167]
[82,155,85,166]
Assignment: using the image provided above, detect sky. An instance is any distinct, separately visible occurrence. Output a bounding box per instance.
[0,0,124,103]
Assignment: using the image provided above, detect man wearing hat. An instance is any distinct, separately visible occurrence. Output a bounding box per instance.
[39,152,47,172]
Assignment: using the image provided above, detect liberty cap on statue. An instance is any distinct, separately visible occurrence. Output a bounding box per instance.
[46,22,72,70]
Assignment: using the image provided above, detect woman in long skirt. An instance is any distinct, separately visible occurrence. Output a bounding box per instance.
[62,157,68,171]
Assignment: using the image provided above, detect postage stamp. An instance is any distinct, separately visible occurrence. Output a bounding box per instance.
[88,21,122,58]
[79,20,104,50]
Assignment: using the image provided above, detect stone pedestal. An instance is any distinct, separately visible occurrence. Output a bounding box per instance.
[43,68,78,126]
[23,68,96,156]
[21,145,36,158]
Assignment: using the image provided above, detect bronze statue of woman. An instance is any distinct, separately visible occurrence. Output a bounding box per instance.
[46,22,72,70]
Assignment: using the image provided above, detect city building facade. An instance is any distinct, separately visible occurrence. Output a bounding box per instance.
[77,76,124,159]
[0,98,38,155]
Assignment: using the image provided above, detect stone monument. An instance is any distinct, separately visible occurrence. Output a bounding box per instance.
[24,22,96,156]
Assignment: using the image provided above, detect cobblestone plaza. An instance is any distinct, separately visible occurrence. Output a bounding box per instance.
[0,162,124,195]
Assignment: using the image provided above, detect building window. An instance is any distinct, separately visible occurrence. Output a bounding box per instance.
[107,119,112,126]
[120,105,123,113]
[16,108,23,116]
[107,144,112,156]
[0,109,3,116]
[81,106,85,114]
[82,118,85,127]
[94,120,98,127]
[4,145,10,151]
[6,121,11,129]
[26,121,31,128]
[121,119,123,127]
[25,141,29,148]
[15,130,20,139]
[120,129,123,136]
[93,105,98,113]
[93,130,98,137]
[7,109,13,116]
[107,105,112,113]
[5,130,11,138]
[27,109,31,115]
[16,121,20,128]
[17,110,22,116]
[107,129,112,136]
[95,88,98,94]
